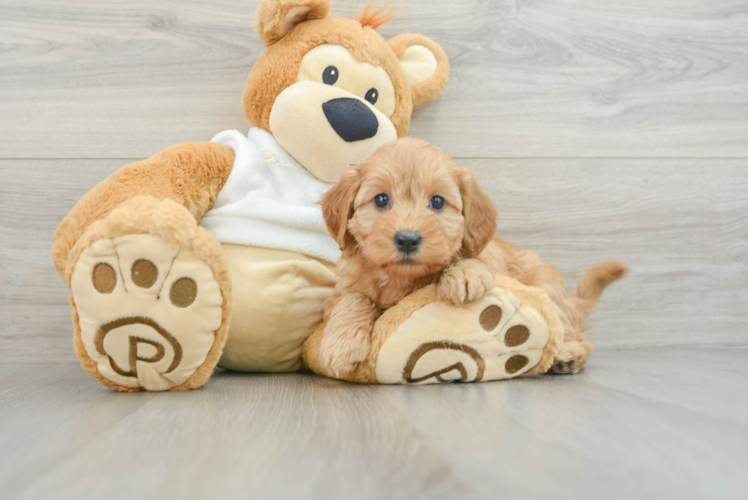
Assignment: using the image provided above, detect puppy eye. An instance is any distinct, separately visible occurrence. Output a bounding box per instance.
[365,88,378,105]
[322,66,339,85]
[429,195,446,210]
[374,193,390,209]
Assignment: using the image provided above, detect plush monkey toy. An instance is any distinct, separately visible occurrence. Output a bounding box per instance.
[52,0,451,391]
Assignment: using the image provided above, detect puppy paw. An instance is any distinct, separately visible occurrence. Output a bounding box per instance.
[319,329,370,376]
[549,340,594,375]
[318,293,379,376]
[438,259,495,304]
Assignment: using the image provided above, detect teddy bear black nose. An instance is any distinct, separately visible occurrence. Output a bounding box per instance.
[322,98,379,142]
[394,230,422,255]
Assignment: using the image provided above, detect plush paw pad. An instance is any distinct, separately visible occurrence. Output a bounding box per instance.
[376,283,552,384]
[71,234,223,391]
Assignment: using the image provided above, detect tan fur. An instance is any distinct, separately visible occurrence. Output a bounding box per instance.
[456,167,498,257]
[303,283,440,383]
[255,0,332,46]
[303,274,566,383]
[437,258,495,305]
[244,14,410,137]
[244,11,448,139]
[478,240,626,373]
[388,33,450,109]
[219,244,335,373]
[319,138,626,374]
[52,143,235,277]
[318,292,381,375]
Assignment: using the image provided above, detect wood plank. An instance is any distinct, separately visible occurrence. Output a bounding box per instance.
[398,348,748,500]
[2,349,748,499]
[0,159,127,364]
[464,157,748,349]
[2,158,746,363]
[1,0,748,159]
[592,346,748,426]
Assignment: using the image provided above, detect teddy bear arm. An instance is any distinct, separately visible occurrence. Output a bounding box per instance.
[52,142,235,277]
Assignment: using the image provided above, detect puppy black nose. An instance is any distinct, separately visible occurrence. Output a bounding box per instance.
[394,230,422,255]
[322,98,379,142]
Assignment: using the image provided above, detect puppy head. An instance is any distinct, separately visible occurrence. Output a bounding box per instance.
[321,138,497,278]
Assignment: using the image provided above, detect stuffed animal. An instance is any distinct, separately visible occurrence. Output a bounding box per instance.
[51,0,451,391]
[304,277,566,384]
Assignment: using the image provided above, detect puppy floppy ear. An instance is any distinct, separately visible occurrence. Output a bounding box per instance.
[321,168,361,251]
[388,34,449,108]
[255,0,332,46]
[458,168,498,257]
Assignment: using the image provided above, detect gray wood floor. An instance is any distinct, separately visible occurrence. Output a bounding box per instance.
[1,0,747,498]
[2,348,748,500]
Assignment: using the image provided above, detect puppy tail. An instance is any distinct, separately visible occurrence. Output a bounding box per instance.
[572,260,627,323]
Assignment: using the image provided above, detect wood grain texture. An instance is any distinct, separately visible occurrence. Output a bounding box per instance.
[1,0,748,158]
[2,2,748,498]
[2,158,746,364]
[2,348,748,499]
[464,158,748,349]
[0,159,127,364]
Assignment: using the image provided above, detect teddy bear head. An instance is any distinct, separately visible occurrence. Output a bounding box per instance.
[242,0,450,182]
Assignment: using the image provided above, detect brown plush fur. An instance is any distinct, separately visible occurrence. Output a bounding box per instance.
[319,138,626,375]
[52,143,235,278]
[255,0,332,46]
[243,8,449,138]
[388,33,450,109]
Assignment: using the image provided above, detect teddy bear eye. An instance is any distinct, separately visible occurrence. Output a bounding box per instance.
[322,66,339,85]
[429,195,445,210]
[365,88,378,105]
[374,193,390,209]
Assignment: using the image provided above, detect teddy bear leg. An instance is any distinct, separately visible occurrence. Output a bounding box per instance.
[65,196,232,392]
[371,276,565,384]
[303,275,566,384]
[217,244,335,373]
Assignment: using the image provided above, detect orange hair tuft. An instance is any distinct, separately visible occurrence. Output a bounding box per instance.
[354,1,399,29]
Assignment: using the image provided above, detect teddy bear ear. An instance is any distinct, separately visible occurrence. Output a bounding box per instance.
[255,0,332,46]
[389,34,450,108]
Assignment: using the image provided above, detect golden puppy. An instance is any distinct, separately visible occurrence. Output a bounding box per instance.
[319,138,625,376]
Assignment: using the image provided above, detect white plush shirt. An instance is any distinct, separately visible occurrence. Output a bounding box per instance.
[199,128,341,263]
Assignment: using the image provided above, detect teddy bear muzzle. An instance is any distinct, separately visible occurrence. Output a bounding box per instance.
[269,80,397,183]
